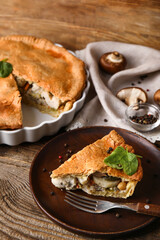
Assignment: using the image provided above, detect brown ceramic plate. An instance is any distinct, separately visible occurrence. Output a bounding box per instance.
[29,126,160,237]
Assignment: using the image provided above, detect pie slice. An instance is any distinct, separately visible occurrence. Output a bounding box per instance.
[51,130,143,199]
[0,35,86,117]
[0,74,22,129]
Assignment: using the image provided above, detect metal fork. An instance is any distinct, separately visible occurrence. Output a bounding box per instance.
[65,191,160,217]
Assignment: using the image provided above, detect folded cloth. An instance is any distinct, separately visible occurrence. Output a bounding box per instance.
[67,41,160,143]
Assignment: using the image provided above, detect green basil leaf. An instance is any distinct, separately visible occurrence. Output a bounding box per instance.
[104,146,126,169]
[104,146,140,176]
[136,154,143,158]
[0,60,13,78]
[124,151,139,175]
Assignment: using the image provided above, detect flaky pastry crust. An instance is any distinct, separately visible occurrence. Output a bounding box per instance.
[0,74,22,129]
[51,130,143,181]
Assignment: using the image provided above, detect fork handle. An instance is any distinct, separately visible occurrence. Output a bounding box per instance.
[137,203,160,217]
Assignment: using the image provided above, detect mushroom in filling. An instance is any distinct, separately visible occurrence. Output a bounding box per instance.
[51,171,129,193]
[14,75,66,116]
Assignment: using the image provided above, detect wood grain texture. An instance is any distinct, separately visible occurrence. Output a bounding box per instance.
[0,0,159,50]
[0,0,160,239]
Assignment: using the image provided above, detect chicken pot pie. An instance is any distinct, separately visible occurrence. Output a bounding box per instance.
[0,74,22,129]
[0,35,86,123]
[51,130,143,199]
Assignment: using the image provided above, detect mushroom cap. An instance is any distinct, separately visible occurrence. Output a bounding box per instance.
[99,51,127,74]
[154,89,160,105]
[116,87,148,106]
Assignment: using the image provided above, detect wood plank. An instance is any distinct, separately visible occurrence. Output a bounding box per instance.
[0,16,159,51]
[0,0,159,50]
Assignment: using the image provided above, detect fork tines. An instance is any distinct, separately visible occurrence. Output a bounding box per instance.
[64,191,98,213]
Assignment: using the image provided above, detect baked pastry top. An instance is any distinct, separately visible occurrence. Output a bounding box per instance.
[51,130,143,181]
[0,74,22,129]
[0,35,86,102]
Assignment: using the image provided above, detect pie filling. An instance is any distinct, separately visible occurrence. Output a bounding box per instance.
[14,75,68,116]
[51,171,136,198]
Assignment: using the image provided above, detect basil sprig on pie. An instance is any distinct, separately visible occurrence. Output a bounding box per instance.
[104,146,142,176]
[0,59,13,78]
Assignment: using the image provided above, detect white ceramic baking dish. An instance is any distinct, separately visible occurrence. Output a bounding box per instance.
[0,46,90,145]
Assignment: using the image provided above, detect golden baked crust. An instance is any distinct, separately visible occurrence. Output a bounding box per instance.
[0,74,22,129]
[51,130,143,181]
[0,35,86,103]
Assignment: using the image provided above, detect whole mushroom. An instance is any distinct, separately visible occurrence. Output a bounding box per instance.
[116,87,148,106]
[154,89,160,105]
[99,51,127,74]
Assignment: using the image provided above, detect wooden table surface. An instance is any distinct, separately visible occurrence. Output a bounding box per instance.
[0,0,160,239]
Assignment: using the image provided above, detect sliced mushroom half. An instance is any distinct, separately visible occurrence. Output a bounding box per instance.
[116,87,148,106]
[154,89,160,105]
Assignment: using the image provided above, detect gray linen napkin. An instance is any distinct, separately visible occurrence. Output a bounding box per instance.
[67,41,160,143]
